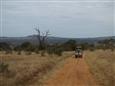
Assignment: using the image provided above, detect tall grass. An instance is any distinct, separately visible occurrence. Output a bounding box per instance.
[0,51,72,86]
[85,50,115,86]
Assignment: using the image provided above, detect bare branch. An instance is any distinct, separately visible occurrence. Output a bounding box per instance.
[34,27,40,36]
[34,25,50,50]
[34,27,42,45]
[42,30,50,42]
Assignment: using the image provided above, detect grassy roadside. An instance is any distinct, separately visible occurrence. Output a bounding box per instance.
[0,52,73,86]
[30,52,73,86]
[85,50,115,86]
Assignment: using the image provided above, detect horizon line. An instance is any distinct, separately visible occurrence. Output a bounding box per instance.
[0,35,115,39]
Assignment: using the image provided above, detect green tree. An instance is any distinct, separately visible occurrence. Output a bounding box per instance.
[61,40,76,51]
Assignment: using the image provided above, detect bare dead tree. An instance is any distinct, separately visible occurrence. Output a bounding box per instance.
[34,26,49,50]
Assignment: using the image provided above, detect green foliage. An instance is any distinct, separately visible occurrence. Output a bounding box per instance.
[17,51,21,55]
[14,42,36,53]
[54,48,63,56]
[34,48,39,54]
[0,48,2,51]
[12,38,114,53]
[5,50,13,54]
[97,38,115,50]
[80,43,89,50]
[0,42,12,51]
[14,45,22,51]
[61,39,76,51]
[20,42,34,51]
[47,47,54,55]
[25,51,32,55]
[41,50,45,56]
[47,46,63,56]
[0,62,9,73]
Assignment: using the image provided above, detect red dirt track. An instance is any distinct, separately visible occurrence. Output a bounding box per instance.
[43,57,98,86]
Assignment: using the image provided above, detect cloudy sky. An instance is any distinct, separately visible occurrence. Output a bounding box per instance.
[0,0,115,38]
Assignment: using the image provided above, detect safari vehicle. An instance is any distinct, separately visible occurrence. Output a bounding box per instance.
[75,47,83,58]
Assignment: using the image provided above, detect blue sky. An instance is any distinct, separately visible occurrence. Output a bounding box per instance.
[0,0,115,38]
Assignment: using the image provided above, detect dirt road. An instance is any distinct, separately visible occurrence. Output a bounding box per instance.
[43,57,98,86]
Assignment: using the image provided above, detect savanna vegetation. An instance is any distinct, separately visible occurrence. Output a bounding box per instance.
[85,50,115,86]
[0,28,115,86]
[0,51,73,86]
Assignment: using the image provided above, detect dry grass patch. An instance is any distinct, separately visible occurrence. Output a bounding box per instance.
[0,52,72,86]
[85,50,115,86]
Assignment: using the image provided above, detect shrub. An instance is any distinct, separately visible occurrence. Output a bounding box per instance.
[41,50,45,56]
[17,51,21,55]
[5,50,12,54]
[0,42,12,51]
[61,39,76,51]
[47,47,63,56]
[34,48,39,54]
[25,51,32,55]
[14,42,35,52]
[47,47,54,55]
[89,47,95,51]
[54,48,63,56]
[0,62,9,73]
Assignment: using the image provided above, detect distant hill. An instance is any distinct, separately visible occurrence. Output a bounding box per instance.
[0,35,115,46]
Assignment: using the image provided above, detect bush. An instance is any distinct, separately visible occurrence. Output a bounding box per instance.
[47,47,54,55]
[54,48,63,56]
[5,50,13,54]
[89,47,95,51]
[17,51,21,55]
[14,42,35,52]
[0,62,9,73]
[0,42,12,51]
[25,51,32,55]
[34,48,39,54]
[41,50,45,56]
[61,39,76,51]
[97,38,115,50]
[111,48,114,52]
[47,47,63,56]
